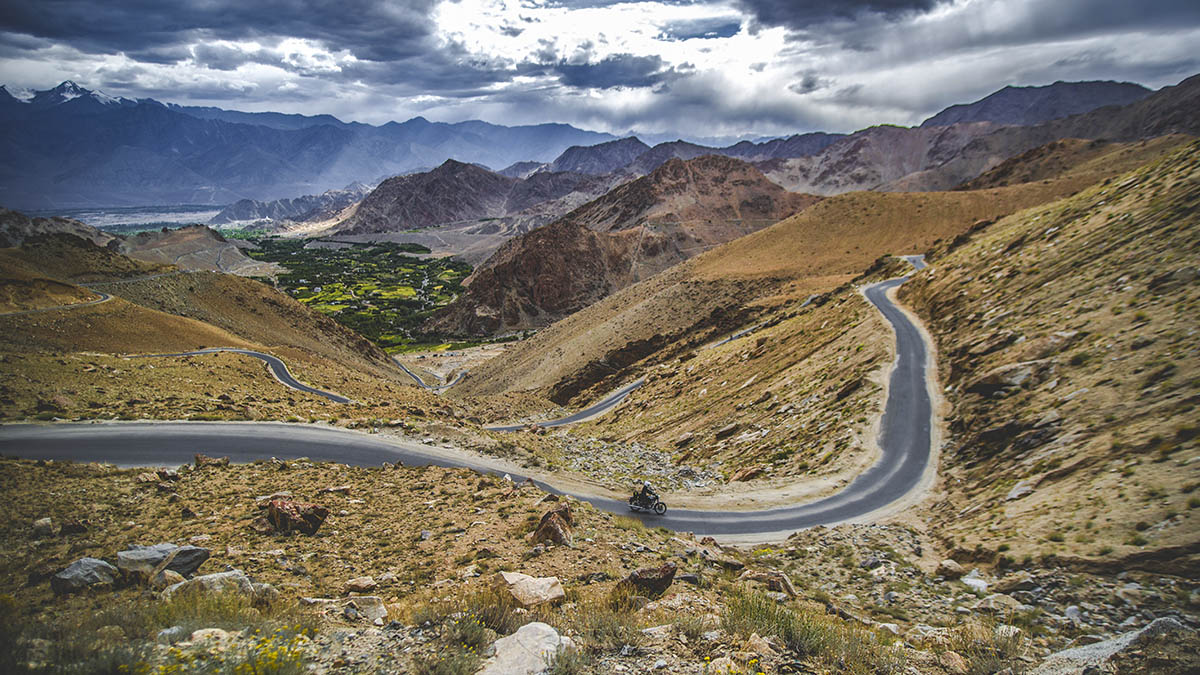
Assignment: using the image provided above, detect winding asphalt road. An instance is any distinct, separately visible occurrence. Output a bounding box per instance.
[484,378,646,431]
[129,348,352,404]
[0,290,112,316]
[0,258,934,538]
[392,357,467,393]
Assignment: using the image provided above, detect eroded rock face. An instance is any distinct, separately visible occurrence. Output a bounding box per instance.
[1031,617,1191,674]
[267,499,330,535]
[51,557,118,594]
[495,571,565,608]
[478,621,576,675]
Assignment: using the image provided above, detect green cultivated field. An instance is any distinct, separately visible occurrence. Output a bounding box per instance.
[246,239,472,351]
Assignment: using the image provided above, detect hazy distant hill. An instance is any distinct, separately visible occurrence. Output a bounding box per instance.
[0,82,614,209]
[210,184,372,225]
[921,80,1152,127]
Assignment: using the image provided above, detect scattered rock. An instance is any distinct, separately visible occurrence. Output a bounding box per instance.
[1006,480,1035,501]
[318,485,351,495]
[301,596,387,623]
[729,465,764,482]
[162,569,255,600]
[51,557,118,595]
[60,518,89,535]
[266,499,329,535]
[973,593,1023,614]
[193,454,229,468]
[937,559,966,579]
[345,576,377,593]
[618,562,677,598]
[478,621,575,675]
[32,517,54,537]
[156,626,187,645]
[495,571,565,608]
[714,423,740,440]
[532,503,573,547]
[940,650,969,674]
[746,632,777,657]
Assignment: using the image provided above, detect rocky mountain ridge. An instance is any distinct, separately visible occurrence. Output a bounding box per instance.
[921,79,1152,127]
[426,155,820,336]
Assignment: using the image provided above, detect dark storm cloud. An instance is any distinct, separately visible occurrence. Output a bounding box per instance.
[0,0,439,62]
[553,53,681,89]
[736,0,938,30]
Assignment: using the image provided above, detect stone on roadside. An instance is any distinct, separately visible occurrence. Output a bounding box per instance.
[266,499,329,535]
[495,571,565,608]
[193,454,229,468]
[478,622,575,675]
[51,557,118,594]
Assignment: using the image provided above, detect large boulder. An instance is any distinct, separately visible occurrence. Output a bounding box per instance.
[495,571,565,608]
[532,504,573,547]
[117,544,210,581]
[161,569,254,601]
[267,499,329,535]
[478,622,576,675]
[620,563,678,598]
[937,559,966,579]
[51,557,118,594]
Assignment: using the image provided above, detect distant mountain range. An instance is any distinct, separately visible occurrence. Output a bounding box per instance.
[1,77,1162,211]
[0,82,616,209]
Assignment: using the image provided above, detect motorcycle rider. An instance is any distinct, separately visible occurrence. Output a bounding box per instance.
[637,480,658,505]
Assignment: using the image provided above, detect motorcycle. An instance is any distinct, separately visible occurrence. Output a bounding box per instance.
[629,490,667,515]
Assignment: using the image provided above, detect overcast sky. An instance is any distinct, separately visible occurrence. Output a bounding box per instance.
[1,0,1198,139]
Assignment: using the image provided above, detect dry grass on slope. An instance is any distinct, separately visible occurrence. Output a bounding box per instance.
[954,135,1191,191]
[101,271,397,378]
[574,281,892,489]
[901,140,1200,571]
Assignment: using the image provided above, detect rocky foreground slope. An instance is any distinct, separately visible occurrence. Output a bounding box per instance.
[1,455,1195,674]
[901,139,1200,572]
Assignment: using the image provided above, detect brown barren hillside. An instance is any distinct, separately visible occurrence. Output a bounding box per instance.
[0,234,456,425]
[428,155,819,335]
[900,140,1200,568]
